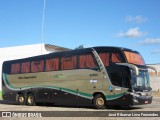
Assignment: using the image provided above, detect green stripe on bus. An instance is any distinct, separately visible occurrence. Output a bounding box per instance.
[3,73,125,100]
[3,74,93,99]
[105,93,124,100]
[61,88,93,98]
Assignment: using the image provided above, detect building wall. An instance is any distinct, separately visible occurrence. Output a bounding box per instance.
[148,64,160,91]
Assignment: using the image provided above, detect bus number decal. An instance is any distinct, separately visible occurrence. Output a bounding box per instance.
[90,80,98,83]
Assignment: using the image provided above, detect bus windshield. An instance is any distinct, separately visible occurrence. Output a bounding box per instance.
[131,70,150,91]
[124,51,145,65]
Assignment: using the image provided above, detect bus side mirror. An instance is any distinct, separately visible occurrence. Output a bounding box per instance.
[116,63,139,76]
[147,65,159,77]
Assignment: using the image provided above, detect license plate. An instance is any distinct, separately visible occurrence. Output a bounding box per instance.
[145,101,148,104]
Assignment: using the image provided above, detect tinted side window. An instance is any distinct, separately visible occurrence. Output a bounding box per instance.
[109,73,130,88]
[109,73,122,86]
[31,60,44,73]
[109,67,130,88]
[99,53,110,67]
[111,52,123,63]
[21,62,30,73]
[61,56,77,70]
[11,63,20,74]
[79,54,98,69]
[99,52,123,67]
[45,58,59,71]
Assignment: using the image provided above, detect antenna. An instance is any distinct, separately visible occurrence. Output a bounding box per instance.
[41,0,46,54]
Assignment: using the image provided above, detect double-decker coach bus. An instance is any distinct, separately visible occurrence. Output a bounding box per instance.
[2,46,158,109]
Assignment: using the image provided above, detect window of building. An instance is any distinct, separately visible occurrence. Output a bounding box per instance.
[61,56,77,70]
[79,54,98,69]
[11,63,20,74]
[31,60,44,73]
[21,62,30,73]
[45,58,59,71]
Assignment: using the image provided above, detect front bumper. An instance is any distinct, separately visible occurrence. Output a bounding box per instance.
[106,93,152,106]
[132,95,152,105]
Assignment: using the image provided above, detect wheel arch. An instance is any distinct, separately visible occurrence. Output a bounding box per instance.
[26,92,36,106]
[16,92,25,102]
[27,92,36,99]
[92,92,106,102]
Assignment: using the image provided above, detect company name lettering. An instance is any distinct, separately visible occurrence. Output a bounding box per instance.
[18,76,36,79]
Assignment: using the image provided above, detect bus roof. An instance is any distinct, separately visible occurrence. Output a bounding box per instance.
[3,46,138,64]
[92,46,136,52]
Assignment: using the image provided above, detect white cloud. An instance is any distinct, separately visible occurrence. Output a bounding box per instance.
[151,49,160,54]
[139,38,160,45]
[116,27,147,38]
[126,15,147,24]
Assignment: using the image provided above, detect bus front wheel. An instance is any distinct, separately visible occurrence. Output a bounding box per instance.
[17,93,26,105]
[93,94,106,109]
[27,93,36,106]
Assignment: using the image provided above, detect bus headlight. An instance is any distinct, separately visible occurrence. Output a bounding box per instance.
[130,92,140,97]
[133,99,138,103]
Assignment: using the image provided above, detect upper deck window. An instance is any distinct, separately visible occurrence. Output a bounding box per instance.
[11,63,20,74]
[124,51,145,65]
[21,62,30,73]
[99,52,123,67]
[79,54,98,69]
[99,53,110,66]
[111,53,123,63]
[31,60,44,72]
[61,56,77,70]
[46,58,59,71]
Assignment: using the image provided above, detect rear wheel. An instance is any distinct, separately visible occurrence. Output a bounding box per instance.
[93,94,106,109]
[17,93,26,105]
[27,93,36,106]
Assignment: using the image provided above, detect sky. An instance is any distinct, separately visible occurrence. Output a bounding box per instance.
[0,0,160,64]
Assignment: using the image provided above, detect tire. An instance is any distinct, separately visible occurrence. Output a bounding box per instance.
[93,94,106,109]
[27,93,36,106]
[17,93,26,105]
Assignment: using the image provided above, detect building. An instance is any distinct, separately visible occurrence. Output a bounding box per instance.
[148,64,160,91]
[0,43,70,93]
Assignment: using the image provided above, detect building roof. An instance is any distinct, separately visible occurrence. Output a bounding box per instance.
[45,44,71,51]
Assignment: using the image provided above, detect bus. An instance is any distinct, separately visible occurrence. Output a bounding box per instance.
[2,46,158,109]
